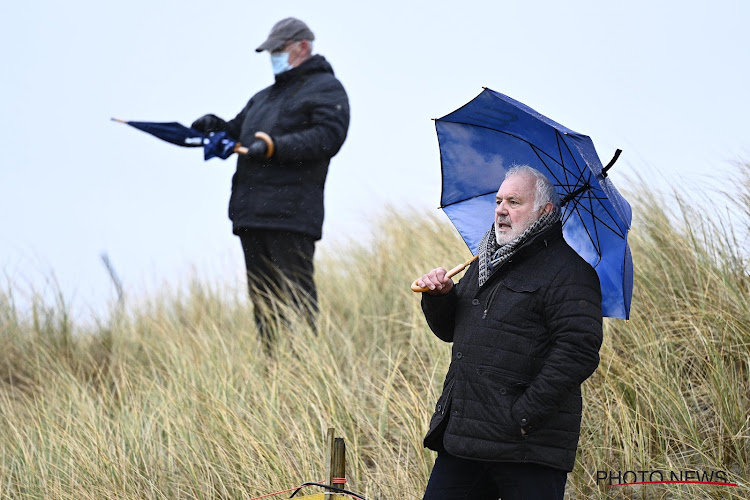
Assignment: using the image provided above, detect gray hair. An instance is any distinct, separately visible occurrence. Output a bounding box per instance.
[505,165,560,210]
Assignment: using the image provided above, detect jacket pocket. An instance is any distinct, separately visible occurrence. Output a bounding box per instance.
[473,368,525,439]
[502,276,542,293]
[476,366,530,389]
[489,277,544,321]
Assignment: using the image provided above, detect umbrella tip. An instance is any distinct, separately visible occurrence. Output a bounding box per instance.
[111,118,126,123]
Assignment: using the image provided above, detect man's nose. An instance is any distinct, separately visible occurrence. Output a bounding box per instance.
[496,202,508,215]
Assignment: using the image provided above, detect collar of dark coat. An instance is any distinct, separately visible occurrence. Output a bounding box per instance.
[476,221,565,291]
[274,54,334,85]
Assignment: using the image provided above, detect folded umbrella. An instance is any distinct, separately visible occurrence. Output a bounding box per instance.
[411,88,633,320]
[111,118,249,160]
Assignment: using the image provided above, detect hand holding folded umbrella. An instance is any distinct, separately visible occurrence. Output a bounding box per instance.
[112,118,274,161]
[191,114,227,135]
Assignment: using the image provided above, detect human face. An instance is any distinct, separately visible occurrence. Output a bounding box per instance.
[494,174,549,245]
[271,40,308,68]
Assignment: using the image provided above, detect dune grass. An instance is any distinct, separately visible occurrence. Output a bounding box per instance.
[1,172,748,499]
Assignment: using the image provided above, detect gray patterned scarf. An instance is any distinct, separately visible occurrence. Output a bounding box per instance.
[477,207,562,287]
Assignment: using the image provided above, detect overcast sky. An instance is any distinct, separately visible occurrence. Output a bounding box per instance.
[2,0,749,320]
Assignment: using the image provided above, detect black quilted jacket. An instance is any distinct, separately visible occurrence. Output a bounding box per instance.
[223,55,349,240]
[421,222,603,472]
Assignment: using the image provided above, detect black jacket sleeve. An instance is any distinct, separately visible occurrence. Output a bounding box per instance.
[421,285,459,343]
[272,78,350,163]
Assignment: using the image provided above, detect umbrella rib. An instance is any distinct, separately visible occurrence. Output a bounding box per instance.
[551,131,585,189]
[560,206,602,263]
[569,201,603,263]
[554,156,625,235]
[530,144,581,183]
[530,146,566,187]
[573,191,627,236]
[586,186,603,258]
[531,141,589,201]
[566,198,626,238]
[555,133,573,188]
[531,144,596,214]
[530,145,584,205]
[561,207,578,226]
[554,182,609,195]
[585,194,620,205]
[531,143,620,240]
[557,131,588,183]
[556,135,600,219]
[566,197,615,227]
[560,182,592,206]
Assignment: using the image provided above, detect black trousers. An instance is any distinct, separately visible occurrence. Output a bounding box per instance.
[237,229,317,345]
[422,450,567,500]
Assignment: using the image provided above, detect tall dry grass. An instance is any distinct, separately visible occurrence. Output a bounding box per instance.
[1,169,748,499]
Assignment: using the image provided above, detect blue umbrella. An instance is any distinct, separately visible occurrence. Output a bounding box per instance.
[413,88,633,320]
[111,118,248,160]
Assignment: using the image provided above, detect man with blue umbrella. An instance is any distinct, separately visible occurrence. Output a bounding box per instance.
[191,18,350,347]
[416,166,603,499]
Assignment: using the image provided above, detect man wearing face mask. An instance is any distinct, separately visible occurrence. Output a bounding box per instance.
[191,17,350,347]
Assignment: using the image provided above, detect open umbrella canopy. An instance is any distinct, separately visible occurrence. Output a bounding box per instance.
[111,119,244,160]
[435,88,633,319]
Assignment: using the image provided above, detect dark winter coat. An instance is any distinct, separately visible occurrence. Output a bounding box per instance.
[421,221,603,472]
[224,55,349,240]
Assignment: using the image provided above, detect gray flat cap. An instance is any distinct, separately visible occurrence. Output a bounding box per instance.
[255,17,315,53]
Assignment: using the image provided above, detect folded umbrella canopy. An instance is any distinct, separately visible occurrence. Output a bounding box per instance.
[412,88,633,319]
[111,118,248,160]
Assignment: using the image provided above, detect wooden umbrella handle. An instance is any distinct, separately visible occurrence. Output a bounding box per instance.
[234,132,274,158]
[254,131,274,158]
[411,255,478,292]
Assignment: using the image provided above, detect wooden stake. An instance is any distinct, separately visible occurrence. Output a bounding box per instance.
[324,428,347,497]
[324,427,335,490]
[331,438,346,493]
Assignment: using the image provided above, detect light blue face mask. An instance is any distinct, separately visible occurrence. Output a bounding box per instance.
[270,51,292,75]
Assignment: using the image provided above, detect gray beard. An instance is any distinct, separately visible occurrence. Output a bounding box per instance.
[494,210,545,245]
[478,207,562,287]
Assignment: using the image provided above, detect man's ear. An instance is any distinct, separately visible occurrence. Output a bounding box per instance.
[541,202,554,215]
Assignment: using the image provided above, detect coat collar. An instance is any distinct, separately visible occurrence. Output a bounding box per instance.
[273,54,333,85]
[477,221,564,290]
